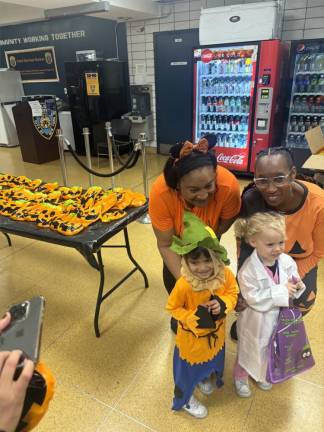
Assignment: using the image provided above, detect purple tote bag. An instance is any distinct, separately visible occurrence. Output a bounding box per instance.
[266,307,315,384]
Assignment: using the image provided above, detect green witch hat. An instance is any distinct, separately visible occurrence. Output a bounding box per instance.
[170,212,230,265]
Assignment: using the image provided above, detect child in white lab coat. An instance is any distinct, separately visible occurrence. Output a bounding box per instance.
[233,212,305,397]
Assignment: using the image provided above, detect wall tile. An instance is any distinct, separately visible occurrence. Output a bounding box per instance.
[175,11,190,22]
[282,29,304,40]
[146,51,154,60]
[174,2,190,13]
[307,0,324,6]
[131,43,145,53]
[145,42,154,51]
[159,14,174,24]
[145,23,160,34]
[283,19,305,31]
[131,34,145,44]
[160,22,175,32]
[132,51,146,61]
[224,0,243,5]
[146,59,154,68]
[206,0,224,6]
[145,33,153,43]
[190,19,200,28]
[284,8,306,20]
[304,28,324,39]
[190,0,203,11]
[305,17,324,29]
[189,9,201,20]
[175,21,190,30]
[286,0,306,10]
[306,7,324,18]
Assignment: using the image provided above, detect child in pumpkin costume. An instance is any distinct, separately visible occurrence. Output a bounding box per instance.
[166,212,238,418]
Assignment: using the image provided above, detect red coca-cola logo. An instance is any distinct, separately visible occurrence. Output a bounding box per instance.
[217,153,245,165]
[201,49,214,63]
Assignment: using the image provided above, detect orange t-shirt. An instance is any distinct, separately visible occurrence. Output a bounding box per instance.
[149,165,241,234]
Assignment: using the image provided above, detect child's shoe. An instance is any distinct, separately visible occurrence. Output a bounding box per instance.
[183,394,208,419]
[257,381,272,391]
[234,379,252,398]
[197,377,214,395]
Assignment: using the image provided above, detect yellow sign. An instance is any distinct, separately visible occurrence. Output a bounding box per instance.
[85,72,100,96]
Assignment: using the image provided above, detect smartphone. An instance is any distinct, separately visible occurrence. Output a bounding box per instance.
[0,296,45,363]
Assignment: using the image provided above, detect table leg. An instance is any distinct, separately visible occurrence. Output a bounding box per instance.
[123,227,149,288]
[94,249,105,338]
[1,232,12,247]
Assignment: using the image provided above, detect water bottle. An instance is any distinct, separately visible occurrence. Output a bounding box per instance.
[298,116,305,132]
[288,134,296,147]
[319,116,324,132]
[305,116,311,131]
[293,96,300,112]
[290,115,298,132]
[229,96,236,113]
[236,97,242,114]
[224,97,230,113]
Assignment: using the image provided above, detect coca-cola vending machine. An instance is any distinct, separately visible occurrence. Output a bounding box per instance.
[193,39,288,173]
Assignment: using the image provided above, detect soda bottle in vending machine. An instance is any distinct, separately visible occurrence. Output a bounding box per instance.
[318,74,324,92]
[311,75,319,92]
[305,115,311,131]
[207,96,212,112]
[213,96,218,113]
[298,116,305,132]
[290,115,298,131]
[314,96,322,113]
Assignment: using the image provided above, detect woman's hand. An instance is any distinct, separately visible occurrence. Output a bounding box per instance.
[0,313,34,432]
[0,350,34,432]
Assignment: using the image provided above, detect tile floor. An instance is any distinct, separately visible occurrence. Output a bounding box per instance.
[0,146,323,432]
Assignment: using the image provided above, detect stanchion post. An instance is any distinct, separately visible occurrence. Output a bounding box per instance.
[105,122,115,189]
[56,128,68,186]
[82,127,94,187]
[138,132,151,224]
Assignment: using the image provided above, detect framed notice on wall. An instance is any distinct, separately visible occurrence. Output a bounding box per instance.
[5,46,59,83]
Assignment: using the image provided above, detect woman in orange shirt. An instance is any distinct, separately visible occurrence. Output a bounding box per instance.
[149,138,241,297]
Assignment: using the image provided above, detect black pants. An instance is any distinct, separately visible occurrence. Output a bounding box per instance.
[163,264,176,294]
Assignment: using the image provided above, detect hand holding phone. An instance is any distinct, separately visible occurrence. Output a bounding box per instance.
[0,296,45,364]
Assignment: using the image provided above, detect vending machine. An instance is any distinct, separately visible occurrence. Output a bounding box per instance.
[284,39,324,169]
[193,39,288,173]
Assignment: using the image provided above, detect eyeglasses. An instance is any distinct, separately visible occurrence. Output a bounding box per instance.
[254,172,292,188]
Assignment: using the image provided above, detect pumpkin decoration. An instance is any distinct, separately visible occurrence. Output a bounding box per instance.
[0,173,147,236]
[101,209,127,223]
[59,186,83,200]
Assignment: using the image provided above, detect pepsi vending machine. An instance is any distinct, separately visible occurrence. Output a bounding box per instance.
[193,39,288,173]
[284,39,324,169]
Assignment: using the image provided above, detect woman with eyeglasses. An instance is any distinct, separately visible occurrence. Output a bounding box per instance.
[231,147,324,340]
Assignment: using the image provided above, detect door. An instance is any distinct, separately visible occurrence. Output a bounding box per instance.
[154,29,199,154]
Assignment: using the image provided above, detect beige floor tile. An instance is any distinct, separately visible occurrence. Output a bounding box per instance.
[0,233,35,260]
[98,409,158,432]
[245,378,324,432]
[114,334,254,432]
[35,379,112,432]
[41,314,169,407]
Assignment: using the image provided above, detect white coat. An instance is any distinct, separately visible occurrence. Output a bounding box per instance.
[237,249,305,382]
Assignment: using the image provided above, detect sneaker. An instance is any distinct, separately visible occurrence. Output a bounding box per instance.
[234,379,252,398]
[183,394,208,419]
[197,377,214,395]
[257,381,272,391]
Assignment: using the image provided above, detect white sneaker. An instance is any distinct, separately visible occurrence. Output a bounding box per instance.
[197,377,214,395]
[257,381,272,391]
[183,394,208,419]
[234,379,252,398]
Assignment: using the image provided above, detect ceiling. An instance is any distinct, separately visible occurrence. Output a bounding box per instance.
[0,0,164,26]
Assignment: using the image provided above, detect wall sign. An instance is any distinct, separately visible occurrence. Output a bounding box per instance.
[85,72,100,96]
[5,46,59,83]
